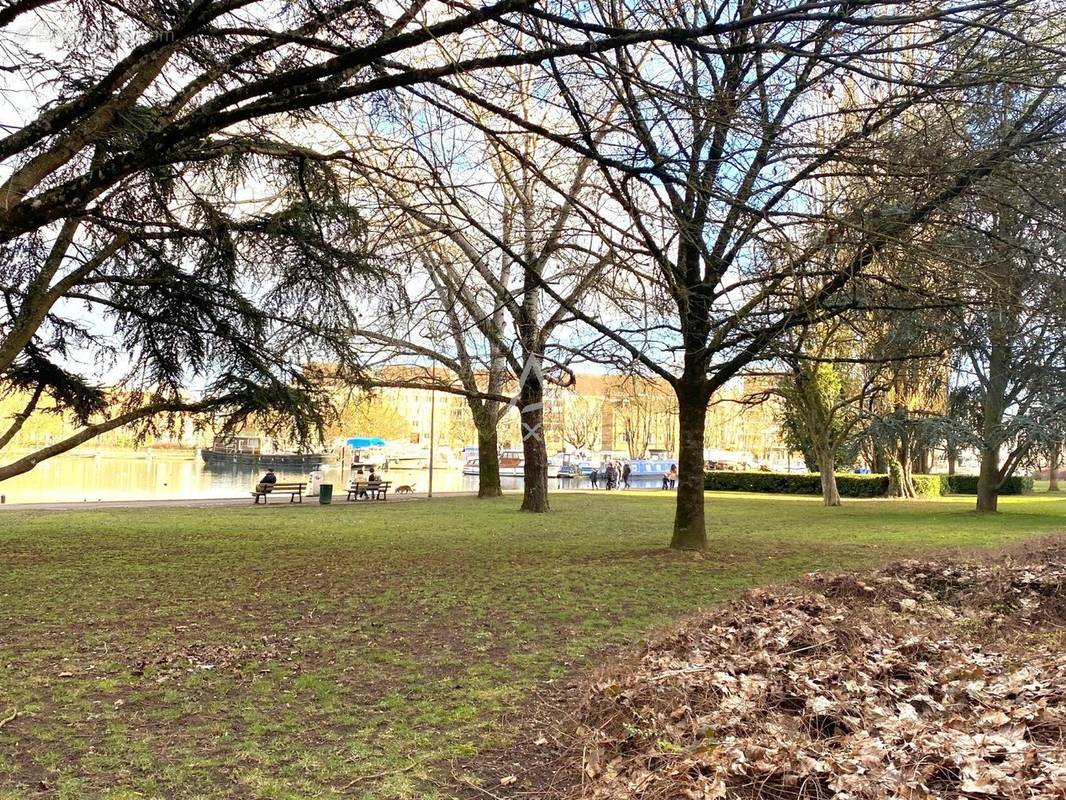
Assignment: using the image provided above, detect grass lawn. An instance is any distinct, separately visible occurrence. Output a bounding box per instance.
[1,490,1065,799]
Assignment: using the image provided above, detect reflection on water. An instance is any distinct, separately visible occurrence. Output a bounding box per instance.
[0,454,526,505]
[0,454,668,504]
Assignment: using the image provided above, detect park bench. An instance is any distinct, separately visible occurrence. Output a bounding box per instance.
[346,481,392,502]
[251,481,306,504]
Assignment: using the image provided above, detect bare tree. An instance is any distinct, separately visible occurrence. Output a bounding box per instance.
[344,84,613,511]
[3,0,782,482]
[494,0,1066,547]
[562,394,602,452]
[606,375,675,460]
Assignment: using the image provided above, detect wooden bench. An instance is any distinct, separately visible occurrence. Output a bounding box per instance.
[252,481,306,504]
[346,481,392,501]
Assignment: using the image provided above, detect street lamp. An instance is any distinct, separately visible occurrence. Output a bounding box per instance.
[428,364,436,498]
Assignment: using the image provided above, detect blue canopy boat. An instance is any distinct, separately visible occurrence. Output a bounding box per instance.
[346,436,387,472]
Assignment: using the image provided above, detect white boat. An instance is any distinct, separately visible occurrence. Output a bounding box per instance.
[499,450,525,477]
[550,452,588,477]
[462,449,549,478]
[381,444,460,470]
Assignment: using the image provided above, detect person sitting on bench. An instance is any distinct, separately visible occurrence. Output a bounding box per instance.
[357,469,380,499]
[256,469,277,493]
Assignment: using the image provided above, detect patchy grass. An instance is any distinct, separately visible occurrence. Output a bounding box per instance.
[1,490,1064,799]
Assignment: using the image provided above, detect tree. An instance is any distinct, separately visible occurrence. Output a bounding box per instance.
[937,136,1066,511]
[515,0,1066,546]
[606,375,675,460]
[562,394,602,452]
[346,84,612,512]
[774,357,859,507]
[325,391,409,443]
[3,0,772,480]
[338,224,515,498]
[2,0,739,243]
[868,405,943,497]
[0,143,369,482]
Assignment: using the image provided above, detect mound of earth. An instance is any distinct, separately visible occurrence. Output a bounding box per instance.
[571,542,1066,799]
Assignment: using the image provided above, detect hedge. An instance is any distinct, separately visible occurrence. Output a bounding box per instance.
[911,474,946,496]
[703,471,1033,497]
[703,471,888,497]
[944,474,1033,495]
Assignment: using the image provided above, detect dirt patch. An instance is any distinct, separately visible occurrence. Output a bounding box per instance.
[465,536,1066,799]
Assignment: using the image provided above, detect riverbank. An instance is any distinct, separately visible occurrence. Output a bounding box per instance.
[0,491,474,512]
[0,453,516,504]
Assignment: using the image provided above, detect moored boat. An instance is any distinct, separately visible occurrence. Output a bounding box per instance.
[200,435,330,468]
[462,449,531,477]
[625,458,675,478]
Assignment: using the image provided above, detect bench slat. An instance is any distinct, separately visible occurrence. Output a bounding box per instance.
[345,481,392,501]
[252,482,306,504]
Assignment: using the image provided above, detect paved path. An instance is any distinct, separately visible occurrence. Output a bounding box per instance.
[0,491,491,513]
[0,487,657,513]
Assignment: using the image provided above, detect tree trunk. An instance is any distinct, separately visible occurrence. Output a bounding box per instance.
[916,447,932,475]
[887,458,916,498]
[975,238,1014,513]
[518,376,549,513]
[947,446,957,476]
[816,447,841,506]
[976,445,1000,512]
[671,384,708,550]
[976,343,1009,513]
[897,435,917,498]
[873,444,887,475]
[900,457,916,497]
[1049,447,1060,492]
[474,415,502,498]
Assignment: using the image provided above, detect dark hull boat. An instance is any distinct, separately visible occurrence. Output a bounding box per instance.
[200,434,329,468]
[200,448,330,468]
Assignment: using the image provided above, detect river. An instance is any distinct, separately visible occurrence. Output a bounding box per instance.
[0,452,680,505]
[0,453,527,505]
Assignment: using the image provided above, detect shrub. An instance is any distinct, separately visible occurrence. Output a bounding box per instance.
[944,474,1033,495]
[911,474,946,497]
[704,471,889,497]
[703,471,952,498]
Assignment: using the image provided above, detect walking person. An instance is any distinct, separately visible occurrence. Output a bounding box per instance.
[622,462,632,490]
[589,467,599,490]
[605,462,617,491]
[667,464,678,489]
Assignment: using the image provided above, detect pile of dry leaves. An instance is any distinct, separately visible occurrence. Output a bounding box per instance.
[574,546,1066,799]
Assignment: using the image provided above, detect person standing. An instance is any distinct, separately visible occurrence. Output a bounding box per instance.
[605,462,617,491]
[622,462,632,490]
[589,467,599,490]
[666,464,678,489]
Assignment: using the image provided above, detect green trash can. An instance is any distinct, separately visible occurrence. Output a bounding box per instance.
[319,483,333,504]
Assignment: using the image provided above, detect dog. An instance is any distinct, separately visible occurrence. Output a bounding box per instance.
[395,484,415,494]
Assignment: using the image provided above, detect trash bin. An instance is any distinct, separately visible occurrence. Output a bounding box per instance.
[319,483,333,505]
